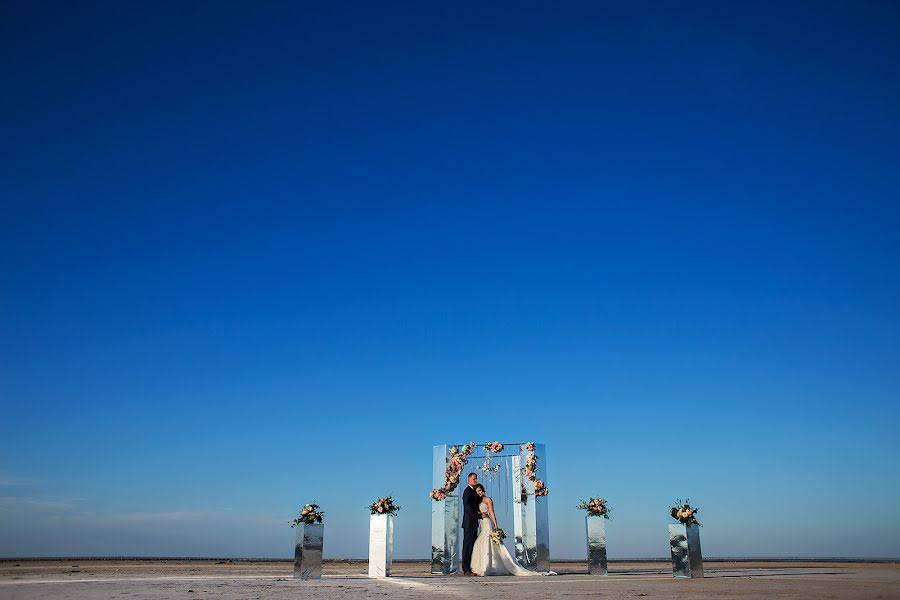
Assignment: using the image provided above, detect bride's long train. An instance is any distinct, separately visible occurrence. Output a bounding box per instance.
[470,518,542,576]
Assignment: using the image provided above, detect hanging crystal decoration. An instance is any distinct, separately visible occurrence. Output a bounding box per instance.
[476,449,501,482]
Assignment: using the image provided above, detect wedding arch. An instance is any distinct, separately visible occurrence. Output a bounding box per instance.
[429,441,550,574]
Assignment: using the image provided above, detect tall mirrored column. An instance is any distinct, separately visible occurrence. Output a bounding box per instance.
[511,454,530,565]
[511,443,550,572]
[431,444,459,574]
[293,523,323,580]
[586,517,608,575]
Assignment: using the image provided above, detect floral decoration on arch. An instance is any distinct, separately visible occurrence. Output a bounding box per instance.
[522,442,549,497]
[430,440,550,501]
[483,441,504,453]
[429,442,476,501]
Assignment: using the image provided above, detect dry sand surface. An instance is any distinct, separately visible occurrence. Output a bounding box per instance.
[1,560,898,600]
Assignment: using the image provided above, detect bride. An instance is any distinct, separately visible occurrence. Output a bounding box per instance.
[469,484,542,577]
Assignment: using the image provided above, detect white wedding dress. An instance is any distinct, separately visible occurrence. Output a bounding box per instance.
[470,501,541,576]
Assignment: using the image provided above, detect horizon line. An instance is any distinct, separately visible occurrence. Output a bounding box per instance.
[1,556,897,564]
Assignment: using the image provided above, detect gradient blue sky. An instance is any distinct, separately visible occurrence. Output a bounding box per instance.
[2,1,899,559]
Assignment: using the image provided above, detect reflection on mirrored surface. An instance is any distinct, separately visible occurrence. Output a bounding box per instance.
[669,523,703,578]
[687,524,704,577]
[430,495,459,574]
[512,443,550,571]
[533,443,550,571]
[511,454,528,564]
[293,523,323,580]
[431,445,460,574]
[587,516,608,575]
[670,524,689,577]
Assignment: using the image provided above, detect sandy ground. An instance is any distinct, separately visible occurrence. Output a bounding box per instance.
[1,560,898,600]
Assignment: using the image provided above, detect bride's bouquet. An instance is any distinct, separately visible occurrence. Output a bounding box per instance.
[576,497,611,518]
[291,503,324,527]
[490,527,507,545]
[670,499,701,526]
[369,495,401,516]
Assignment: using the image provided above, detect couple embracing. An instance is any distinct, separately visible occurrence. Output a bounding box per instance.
[460,472,540,577]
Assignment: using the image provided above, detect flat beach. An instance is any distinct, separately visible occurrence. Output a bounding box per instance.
[1,560,897,599]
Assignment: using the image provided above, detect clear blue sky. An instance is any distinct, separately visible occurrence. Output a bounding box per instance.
[2,1,899,559]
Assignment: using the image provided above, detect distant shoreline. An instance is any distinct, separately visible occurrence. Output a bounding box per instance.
[1,556,897,563]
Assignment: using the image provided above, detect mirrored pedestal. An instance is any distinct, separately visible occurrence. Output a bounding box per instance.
[293,523,324,580]
[669,523,703,578]
[586,517,608,575]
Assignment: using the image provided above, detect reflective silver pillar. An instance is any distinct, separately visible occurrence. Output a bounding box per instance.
[586,516,608,575]
[431,444,459,574]
[669,524,703,578]
[368,514,393,577]
[512,443,550,572]
[293,523,323,580]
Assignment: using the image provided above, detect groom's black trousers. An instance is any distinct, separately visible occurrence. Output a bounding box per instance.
[461,524,478,573]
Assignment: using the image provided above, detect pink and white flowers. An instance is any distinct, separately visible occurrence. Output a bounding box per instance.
[576,497,610,518]
[369,495,401,516]
[522,445,549,497]
[670,499,701,526]
[430,441,550,500]
[291,503,324,527]
[430,443,477,501]
[490,527,507,545]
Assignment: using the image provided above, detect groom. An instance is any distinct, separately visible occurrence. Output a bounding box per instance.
[461,472,480,576]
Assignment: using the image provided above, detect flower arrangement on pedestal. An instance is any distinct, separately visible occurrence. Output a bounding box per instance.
[670,499,701,526]
[522,442,549,496]
[369,495,401,516]
[576,497,611,518]
[490,527,507,545]
[429,442,477,501]
[291,503,324,527]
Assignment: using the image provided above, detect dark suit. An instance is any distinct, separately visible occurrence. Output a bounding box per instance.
[461,484,481,573]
